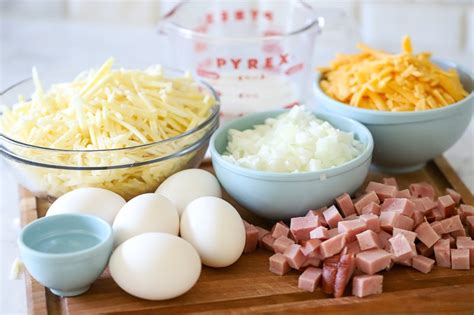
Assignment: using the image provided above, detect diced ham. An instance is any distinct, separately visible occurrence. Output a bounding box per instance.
[306,207,329,227]
[354,191,380,214]
[431,207,445,221]
[416,242,434,257]
[451,249,470,270]
[345,241,361,255]
[301,239,321,257]
[442,234,456,248]
[255,226,270,242]
[393,228,417,243]
[415,222,441,248]
[446,188,461,206]
[467,216,474,237]
[412,255,435,274]
[301,256,322,268]
[343,214,358,221]
[412,210,425,227]
[271,221,289,238]
[396,189,411,199]
[327,228,340,238]
[389,234,416,261]
[434,239,451,268]
[356,230,382,251]
[334,254,356,298]
[359,214,380,232]
[273,236,295,253]
[456,237,474,266]
[451,228,466,237]
[360,202,381,215]
[321,256,339,294]
[378,230,392,249]
[243,224,259,254]
[430,221,444,235]
[283,244,306,269]
[438,195,456,218]
[412,197,437,215]
[261,234,276,251]
[352,275,383,298]
[381,198,415,217]
[355,249,392,274]
[320,233,346,259]
[338,219,368,242]
[440,215,463,234]
[409,182,436,199]
[323,206,343,229]
[269,253,290,275]
[290,216,319,242]
[336,193,356,217]
[309,226,329,240]
[383,177,398,189]
[459,204,474,225]
[298,267,322,292]
[366,181,397,201]
[380,211,414,232]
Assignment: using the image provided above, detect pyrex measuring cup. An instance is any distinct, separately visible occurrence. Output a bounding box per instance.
[158,0,323,121]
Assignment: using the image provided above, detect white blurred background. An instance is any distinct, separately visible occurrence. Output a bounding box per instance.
[1,1,473,314]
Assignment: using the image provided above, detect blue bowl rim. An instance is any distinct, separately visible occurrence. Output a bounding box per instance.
[210,109,374,182]
[313,57,474,123]
[18,213,113,260]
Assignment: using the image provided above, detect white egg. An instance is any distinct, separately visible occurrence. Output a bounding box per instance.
[180,196,245,268]
[112,193,179,247]
[156,169,222,216]
[109,232,201,300]
[47,187,125,224]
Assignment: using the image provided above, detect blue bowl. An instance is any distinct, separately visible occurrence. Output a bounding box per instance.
[18,214,113,297]
[210,110,373,220]
[313,58,474,173]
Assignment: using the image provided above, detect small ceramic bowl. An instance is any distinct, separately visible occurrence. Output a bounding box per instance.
[18,214,113,297]
[210,110,373,220]
[313,58,474,173]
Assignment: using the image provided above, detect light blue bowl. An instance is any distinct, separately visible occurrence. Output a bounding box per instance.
[313,58,474,173]
[18,214,113,297]
[210,110,374,220]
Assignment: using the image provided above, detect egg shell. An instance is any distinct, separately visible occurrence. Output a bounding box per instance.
[112,193,179,247]
[47,187,125,224]
[156,169,222,216]
[180,196,245,268]
[109,232,201,300]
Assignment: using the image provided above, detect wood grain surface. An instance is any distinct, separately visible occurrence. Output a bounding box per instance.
[19,157,474,315]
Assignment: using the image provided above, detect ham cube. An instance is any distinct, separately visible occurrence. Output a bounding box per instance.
[440,215,463,234]
[415,222,441,248]
[366,181,397,201]
[442,234,456,248]
[430,221,445,235]
[359,214,380,232]
[446,188,461,206]
[310,226,329,240]
[451,228,466,237]
[456,237,474,266]
[412,197,437,215]
[381,198,415,217]
[459,204,474,225]
[393,228,417,243]
[345,241,361,255]
[412,255,435,274]
[273,236,295,253]
[290,216,319,242]
[243,224,259,254]
[354,191,380,214]
[343,214,358,221]
[412,210,425,227]
[355,249,392,274]
[271,221,289,238]
[434,239,451,267]
[320,233,346,258]
[306,207,329,227]
[334,254,356,298]
[336,193,356,217]
[451,249,470,270]
[416,242,434,257]
[397,215,415,231]
[383,177,398,189]
[338,219,368,242]
[261,234,276,251]
[396,189,411,199]
[438,195,456,218]
[327,228,340,238]
[389,234,416,261]
[356,230,382,251]
[298,267,322,292]
[352,275,383,298]
[255,226,270,242]
[283,244,306,269]
[378,230,392,250]
[323,205,343,229]
[409,182,436,198]
[269,253,291,275]
[380,211,414,232]
[301,256,322,268]
[301,239,321,257]
[467,216,474,238]
[360,202,381,215]
[321,256,339,294]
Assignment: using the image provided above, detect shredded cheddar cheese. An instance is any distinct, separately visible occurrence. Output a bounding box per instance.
[319,36,468,112]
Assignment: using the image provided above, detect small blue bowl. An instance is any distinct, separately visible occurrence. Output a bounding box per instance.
[313,58,474,173]
[18,214,113,297]
[210,110,373,220]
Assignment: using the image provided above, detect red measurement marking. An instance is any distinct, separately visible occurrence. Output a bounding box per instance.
[283,101,300,109]
[285,63,304,75]
[197,68,220,80]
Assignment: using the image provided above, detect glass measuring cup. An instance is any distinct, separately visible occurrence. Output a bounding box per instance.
[158,0,323,121]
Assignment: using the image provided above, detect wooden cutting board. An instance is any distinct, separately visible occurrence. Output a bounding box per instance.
[19,156,474,315]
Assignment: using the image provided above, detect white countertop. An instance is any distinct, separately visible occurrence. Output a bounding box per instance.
[1,17,473,315]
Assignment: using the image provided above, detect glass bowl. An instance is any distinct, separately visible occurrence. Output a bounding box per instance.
[1,72,220,200]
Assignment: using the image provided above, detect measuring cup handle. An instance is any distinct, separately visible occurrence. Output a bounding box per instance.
[157,0,187,35]
[312,7,349,32]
